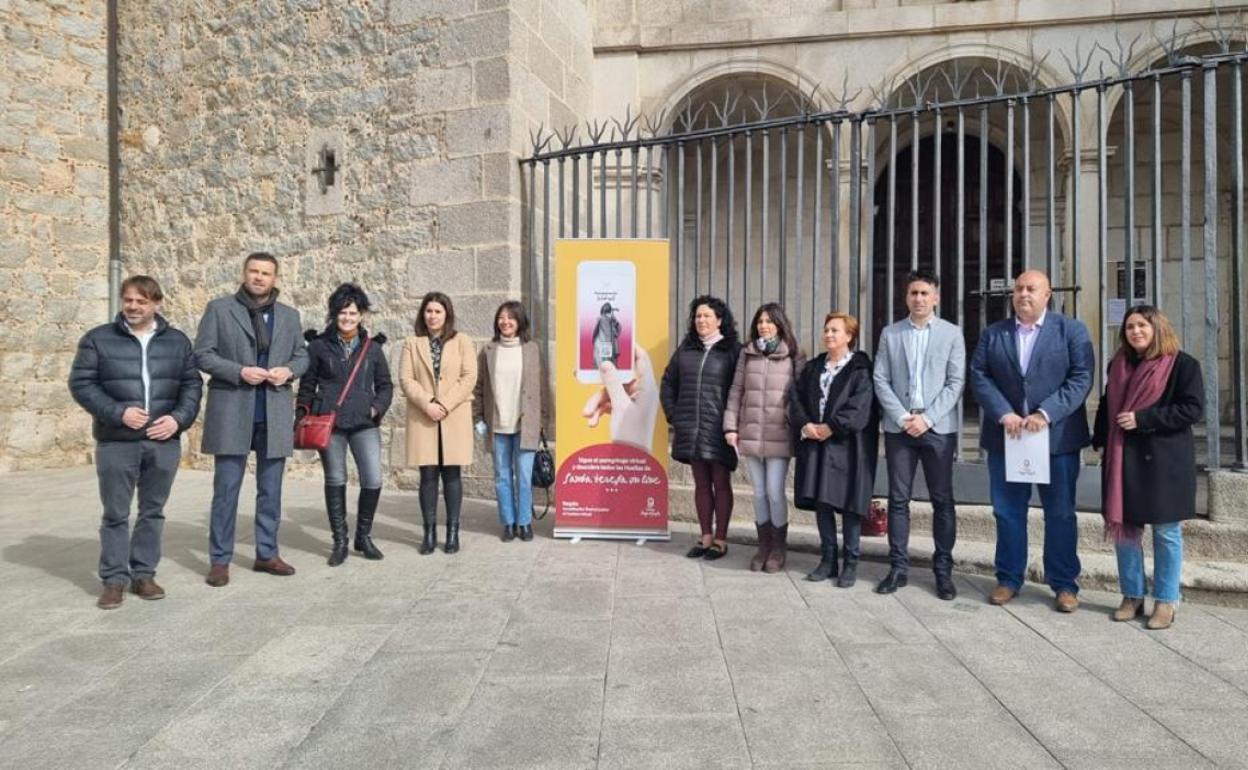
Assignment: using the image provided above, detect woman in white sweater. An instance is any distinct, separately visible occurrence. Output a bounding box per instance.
[473,301,550,541]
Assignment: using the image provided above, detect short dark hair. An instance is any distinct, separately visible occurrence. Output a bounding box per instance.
[684,295,738,345]
[244,251,279,272]
[120,275,163,302]
[905,269,940,290]
[493,300,531,342]
[326,283,371,322]
[414,291,457,339]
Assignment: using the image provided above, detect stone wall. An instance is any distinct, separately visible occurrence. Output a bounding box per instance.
[115,0,591,486]
[0,0,109,471]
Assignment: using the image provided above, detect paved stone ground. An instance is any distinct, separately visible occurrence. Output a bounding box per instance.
[3,467,1248,769]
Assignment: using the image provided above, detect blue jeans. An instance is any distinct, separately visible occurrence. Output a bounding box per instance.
[743,455,789,526]
[209,423,286,565]
[492,433,535,527]
[320,427,383,489]
[1116,522,1183,602]
[987,450,1082,594]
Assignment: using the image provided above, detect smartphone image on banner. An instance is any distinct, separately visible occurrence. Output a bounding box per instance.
[576,261,635,384]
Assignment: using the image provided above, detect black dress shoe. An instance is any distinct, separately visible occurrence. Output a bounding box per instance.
[518,524,534,541]
[501,525,516,542]
[935,574,957,601]
[875,569,908,594]
[686,544,710,558]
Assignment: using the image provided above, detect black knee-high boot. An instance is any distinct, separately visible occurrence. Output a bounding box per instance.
[418,468,439,555]
[325,485,349,567]
[443,467,462,554]
[354,487,384,560]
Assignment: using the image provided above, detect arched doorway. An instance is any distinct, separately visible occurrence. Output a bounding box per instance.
[871,133,1023,359]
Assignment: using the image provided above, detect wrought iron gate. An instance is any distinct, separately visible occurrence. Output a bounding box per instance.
[520,44,1248,483]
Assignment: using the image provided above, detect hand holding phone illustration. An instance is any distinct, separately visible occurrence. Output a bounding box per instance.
[581,343,658,451]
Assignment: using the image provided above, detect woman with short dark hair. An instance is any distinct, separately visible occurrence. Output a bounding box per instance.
[791,311,879,588]
[1093,304,1203,630]
[660,295,742,560]
[297,283,393,565]
[474,301,550,542]
[400,291,477,555]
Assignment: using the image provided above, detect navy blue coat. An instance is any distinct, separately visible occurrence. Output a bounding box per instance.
[970,311,1095,456]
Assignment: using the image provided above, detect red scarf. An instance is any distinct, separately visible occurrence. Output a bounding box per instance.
[1103,351,1177,544]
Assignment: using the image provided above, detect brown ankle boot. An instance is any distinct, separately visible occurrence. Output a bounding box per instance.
[750,522,773,572]
[1112,597,1144,622]
[764,525,787,573]
[1147,602,1177,630]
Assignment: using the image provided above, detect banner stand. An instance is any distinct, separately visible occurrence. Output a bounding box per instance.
[553,239,671,542]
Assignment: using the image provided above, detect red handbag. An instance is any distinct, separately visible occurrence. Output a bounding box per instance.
[294,338,372,451]
[861,500,888,537]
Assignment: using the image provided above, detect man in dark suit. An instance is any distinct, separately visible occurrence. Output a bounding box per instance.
[970,270,1094,612]
[195,252,308,587]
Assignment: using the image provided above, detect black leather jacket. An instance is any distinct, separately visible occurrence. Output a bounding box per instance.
[68,314,203,442]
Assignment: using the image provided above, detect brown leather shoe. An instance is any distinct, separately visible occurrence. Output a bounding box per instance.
[131,578,165,600]
[989,585,1016,606]
[1112,597,1145,622]
[97,583,124,610]
[253,555,296,576]
[205,564,230,587]
[1146,602,1176,630]
[1055,591,1079,613]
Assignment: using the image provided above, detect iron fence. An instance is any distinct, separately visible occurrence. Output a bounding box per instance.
[521,45,1248,476]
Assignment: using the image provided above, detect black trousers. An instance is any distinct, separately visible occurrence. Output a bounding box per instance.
[884,430,957,576]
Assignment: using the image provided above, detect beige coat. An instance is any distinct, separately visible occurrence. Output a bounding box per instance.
[722,340,805,458]
[400,333,477,467]
[473,339,551,451]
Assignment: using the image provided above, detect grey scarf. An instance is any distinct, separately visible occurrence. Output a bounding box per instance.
[235,286,278,354]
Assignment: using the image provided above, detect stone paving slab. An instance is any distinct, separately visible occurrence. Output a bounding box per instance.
[3,467,1248,768]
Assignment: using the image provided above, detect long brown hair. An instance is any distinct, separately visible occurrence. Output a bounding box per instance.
[414,291,457,340]
[749,303,800,358]
[1117,304,1180,361]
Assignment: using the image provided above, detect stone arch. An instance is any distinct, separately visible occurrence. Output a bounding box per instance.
[654,58,830,134]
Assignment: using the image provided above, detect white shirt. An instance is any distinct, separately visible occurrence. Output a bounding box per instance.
[902,316,932,426]
[126,322,156,412]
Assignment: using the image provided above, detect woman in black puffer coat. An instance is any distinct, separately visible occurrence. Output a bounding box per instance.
[297,283,393,566]
[660,295,742,560]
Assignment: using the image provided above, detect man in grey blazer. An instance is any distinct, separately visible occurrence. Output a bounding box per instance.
[195,252,308,587]
[873,270,966,600]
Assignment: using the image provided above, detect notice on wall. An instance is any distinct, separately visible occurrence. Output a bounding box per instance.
[554,239,670,541]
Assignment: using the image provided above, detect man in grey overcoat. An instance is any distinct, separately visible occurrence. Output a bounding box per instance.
[873,269,966,601]
[195,252,308,587]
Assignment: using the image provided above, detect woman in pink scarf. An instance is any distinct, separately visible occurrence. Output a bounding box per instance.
[1092,306,1204,630]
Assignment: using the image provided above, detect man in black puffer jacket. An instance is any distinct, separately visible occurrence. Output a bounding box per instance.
[69,276,202,610]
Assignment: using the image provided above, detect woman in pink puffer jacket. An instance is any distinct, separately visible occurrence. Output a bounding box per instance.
[723,303,806,573]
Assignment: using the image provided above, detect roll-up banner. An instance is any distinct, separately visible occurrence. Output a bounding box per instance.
[554,239,670,541]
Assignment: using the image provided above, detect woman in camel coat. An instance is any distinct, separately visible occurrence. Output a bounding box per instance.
[400,291,477,555]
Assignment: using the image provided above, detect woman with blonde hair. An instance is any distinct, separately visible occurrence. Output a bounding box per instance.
[1092,304,1203,630]
[790,311,879,588]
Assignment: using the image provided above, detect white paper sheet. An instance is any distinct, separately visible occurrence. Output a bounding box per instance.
[1004,426,1050,485]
